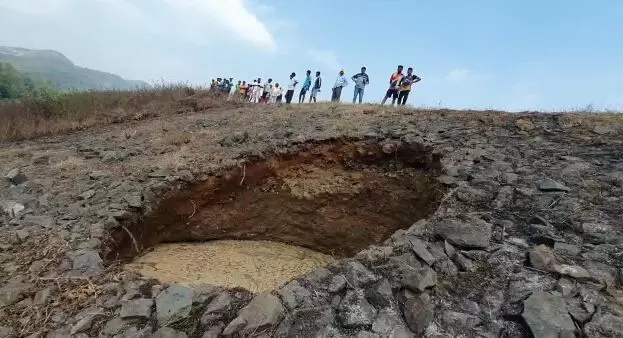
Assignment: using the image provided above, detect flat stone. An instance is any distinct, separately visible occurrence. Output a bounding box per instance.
[222,292,285,336]
[156,284,193,325]
[552,264,592,280]
[278,280,311,310]
[402,293,433,334]
[399,266,437,292]
[124,194,143,208]
[371,310,412,337]
[204,291,232,314]
[593,125,615,135]
[364,279,394,309]
[120,298,154,319]
[68,249,103,276]
[22,215,55,228]
[408,238,435,266]
[79,189,96,200]
[6,168,27,185]
[341,260,379,288]
[554,242,581,256]
[522,291,576,338]
[529,245,557,271]
[276,306,334,337]
[152,327,188,338]
[89,171,108,179]
[442,311,482,332]
[584,313,623,337]
[556,278,578,297]
[0,282,33,307]
[328,275,347,293]
[201,323,225,338]
[102,318,131,336]
[435,218,492,249]
[337,289,377,328]
[538,177,570,192]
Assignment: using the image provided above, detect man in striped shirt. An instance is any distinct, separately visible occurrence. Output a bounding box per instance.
[381,65,404,106]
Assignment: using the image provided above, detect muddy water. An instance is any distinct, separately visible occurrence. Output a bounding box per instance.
[125,240,335,292]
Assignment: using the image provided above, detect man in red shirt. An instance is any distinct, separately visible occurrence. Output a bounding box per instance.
[381,65,404,106]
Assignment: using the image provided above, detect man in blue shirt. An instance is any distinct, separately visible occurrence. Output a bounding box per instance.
[331,70,348,102]
[299,70,312,103]
[351,67,369,104]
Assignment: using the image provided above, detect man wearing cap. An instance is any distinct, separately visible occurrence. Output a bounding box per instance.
[331,69,349,102]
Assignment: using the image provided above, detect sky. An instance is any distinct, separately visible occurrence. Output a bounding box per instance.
[0,0,622,112]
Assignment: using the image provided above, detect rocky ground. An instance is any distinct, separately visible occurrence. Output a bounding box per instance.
[0,104,622,337]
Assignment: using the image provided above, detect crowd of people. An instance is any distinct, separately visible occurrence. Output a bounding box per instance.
[209,65,421,106]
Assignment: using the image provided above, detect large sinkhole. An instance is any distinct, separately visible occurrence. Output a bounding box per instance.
[110,140,445,292]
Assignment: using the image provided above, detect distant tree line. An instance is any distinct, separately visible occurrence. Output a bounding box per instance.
[0,62,59,100]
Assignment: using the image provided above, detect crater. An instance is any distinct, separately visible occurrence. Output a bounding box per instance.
[109,139,445,290]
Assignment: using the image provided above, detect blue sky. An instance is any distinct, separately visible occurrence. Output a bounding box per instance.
[1,0,621,111]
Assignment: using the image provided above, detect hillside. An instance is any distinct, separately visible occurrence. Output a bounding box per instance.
[0,46,148,91]
[0,101,622,337]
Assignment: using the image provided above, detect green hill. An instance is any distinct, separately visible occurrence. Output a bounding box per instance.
[0,46,148,91]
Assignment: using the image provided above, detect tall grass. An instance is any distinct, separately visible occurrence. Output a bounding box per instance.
[0,83,231,142]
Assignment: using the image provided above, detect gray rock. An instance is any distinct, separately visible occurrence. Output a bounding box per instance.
[584,313,623,337]
[566,298,594,324]
[1,200,25,218]
[120,298,154,319]
[6,168,27,185]
[328,275,347,293]
[22,215,54,228]
[538,177,570,192]
[33,287,53,305]
[552,264,592,280]
[371,309,412,337]
[222,292,285,336]
[398,266,437,292]
[593,125,615,135]
[454,253,476,272]
[342,260,379,288]
[152,327,188,338]
[529,245,557,271]
[68,249,103,276]
[442,311,482,332]
[408,238,435,266]
[435,218,492,249]
[201,323,225,338]
[554,242,581,256]
[89,171,108,179]
[102,317,131,336]
[124,194,143,209]
[402,293,433,334]
[278,280,311,310]
[276,306,334,337]
[204,291,232,315]
[364,279,394,309]
[0,281,33,307]
[556,278,578,297]
[522,291,576,338]
[0,326,13,338]
[337,290,377,328]
[70,313,100,335]
[156,284,193,325]
[79,189,95,200]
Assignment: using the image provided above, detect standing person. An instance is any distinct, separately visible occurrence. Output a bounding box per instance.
[249,80,258,102]
[271,83,283,103]
[381,65,404,106]
[240,81,248,100]
[209,79,217,93]
[309,71,322,103]
[299,70,312,103]
[351,67,369,104]
[262,79,273,104]
[285,72,298,104]
[398,67,422,105]
[331,69,348,102]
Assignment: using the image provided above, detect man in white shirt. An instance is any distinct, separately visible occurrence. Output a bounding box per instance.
[262,79,273,104]
[285,72,298,104]
[271,83,283,103]
[331,69,348,102]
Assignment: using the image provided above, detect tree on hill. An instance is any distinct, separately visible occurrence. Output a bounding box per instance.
[0,62,58,100]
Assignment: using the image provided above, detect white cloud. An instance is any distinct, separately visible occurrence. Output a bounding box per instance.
[162,0,276,51]
[0,0,68,17]
[308,49,342,72]
[446,68,470,84]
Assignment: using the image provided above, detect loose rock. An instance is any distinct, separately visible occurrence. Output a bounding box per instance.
[402,293,433,334]
[222,292,285,336]
[408,237,436,266]
[529,245,557,271]
[6,168,27,185]
[522,291,576,338]
[120,298,154,319]
[156,284,193,325]
[435,218,492,249]
[337,289,377,328]
[538,177,570,192]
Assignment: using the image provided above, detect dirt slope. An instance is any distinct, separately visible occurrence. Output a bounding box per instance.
[1,104,622,337]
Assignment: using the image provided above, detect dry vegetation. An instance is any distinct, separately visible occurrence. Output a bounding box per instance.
[0,85,236,142]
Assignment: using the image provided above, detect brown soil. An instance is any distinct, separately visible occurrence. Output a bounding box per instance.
[125,240,335,292]
[108,140,445,262]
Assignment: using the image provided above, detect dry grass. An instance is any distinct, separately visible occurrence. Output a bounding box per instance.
[0,84,233,142]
